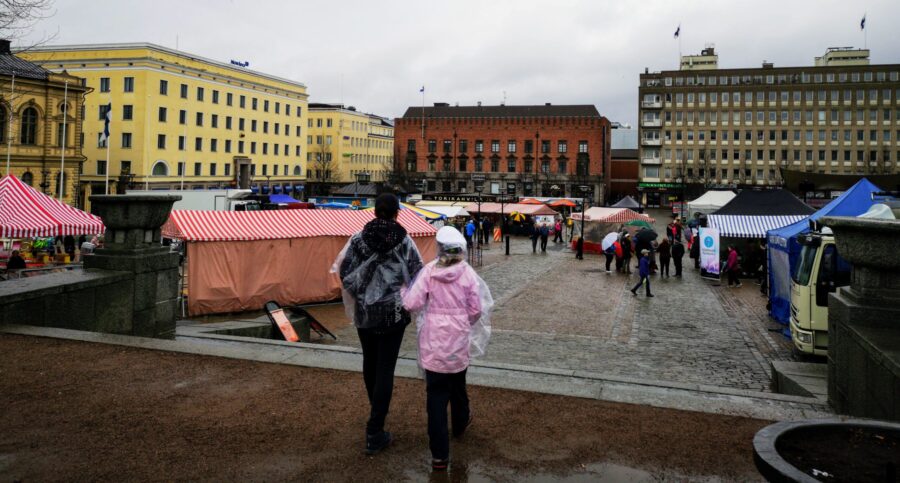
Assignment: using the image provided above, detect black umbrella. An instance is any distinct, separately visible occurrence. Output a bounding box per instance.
[634,228,658,245]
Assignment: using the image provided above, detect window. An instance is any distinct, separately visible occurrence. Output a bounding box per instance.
[210,139,218,152]
[557,141,567,153]
[263,100,269,112]
[557,160,567,173]
[193,163,202,176]
[210,163,217,176]
[578,141,588,153]
[459,139,468,153]
[239,95,246,108]
[443,139,452,153]
[123,77,134,92]
[121,132,132,148]
[158,107,167,122]
[212,90,219,104]
[541,140,550,153]
[180,84,188,98]
[491,140,500,153]
[196,112,203,126]
[157,134,166,149]
[211,114,218,128]
[507,140,516,153]
[97,160,107,175]
[226,92,233,106]
[195,137,202,151]
[263,121,269,133]
[99,77,110,92]
[225,140,232,153]
[239,118,245,131]
[196,87,204,101]
[251,120,257,132]
[178,135,185,150]
[159,79,168,95]
[97,132,107,148]
[252,98,258,110]
[250,142,256,154]
[20,107,37,145]
[238,141,244,153]
[475,140,483,152]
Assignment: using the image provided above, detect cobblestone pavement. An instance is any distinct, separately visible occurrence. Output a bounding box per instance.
[314,209,793,394]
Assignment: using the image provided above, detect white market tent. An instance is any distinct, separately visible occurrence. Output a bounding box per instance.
[687,190,736,218]
[422,205,470,218]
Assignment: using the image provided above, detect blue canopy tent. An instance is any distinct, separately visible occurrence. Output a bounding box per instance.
[766,178,882,326]
[317,202,355,209]
[269,194,300,204]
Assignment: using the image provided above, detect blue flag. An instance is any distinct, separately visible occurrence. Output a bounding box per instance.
[674,25,680,38]
[99,103,111,144]
[419,86,425,93]
[860,15,865,30]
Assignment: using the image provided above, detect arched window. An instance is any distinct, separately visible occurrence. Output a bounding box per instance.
[20,107,38,145]
[0,106,6,143]
[21,171,33,186]
[151,161,169,176]
[293,165,301,176]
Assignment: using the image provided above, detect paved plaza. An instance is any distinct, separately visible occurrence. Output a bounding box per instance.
[319,210,793,394]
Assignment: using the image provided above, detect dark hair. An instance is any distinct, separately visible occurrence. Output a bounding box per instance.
[374,193,400,220]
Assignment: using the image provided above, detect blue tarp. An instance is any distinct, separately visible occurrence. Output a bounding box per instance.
[766,178,882,325]
[269,194,299,204]
[251,186,259,194]
[317,202,355,209]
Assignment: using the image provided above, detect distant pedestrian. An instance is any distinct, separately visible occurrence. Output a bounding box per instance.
[604,242,615,273]
[539,224,549,252]
[758,240,768,295]
[658,238,671,278]
[482,218,493,245]
[621,233,633,274]
[6,250,26,274]
[553,220,563,244]
[671,240,685,277]
[690,232,700,269]
[630,249,653,297]
[725,245,742,288]
[337,193,425,456]
[465,219,476,248]
[402,226,492,471]
[614,237,624,272]
[530,221,540,253]
[567,217,575,242]
[649,240,659,274]
[666,218,683,243]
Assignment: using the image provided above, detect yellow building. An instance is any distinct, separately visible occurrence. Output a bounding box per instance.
[0,40,87,207]
[21,43,309,206]
[306,103,393,195]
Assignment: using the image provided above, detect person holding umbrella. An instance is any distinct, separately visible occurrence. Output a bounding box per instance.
[620,233,633,274]
[601,232,618,273]
[633,227,658,271]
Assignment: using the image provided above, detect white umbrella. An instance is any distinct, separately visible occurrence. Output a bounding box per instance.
[601,232,619,251]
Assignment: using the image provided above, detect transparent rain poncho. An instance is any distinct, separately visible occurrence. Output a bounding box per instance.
[331,220,424,331]
[401,227,493,372]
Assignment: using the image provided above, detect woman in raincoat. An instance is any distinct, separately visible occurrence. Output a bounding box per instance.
[335,193,424,455]
[402,226,493,471]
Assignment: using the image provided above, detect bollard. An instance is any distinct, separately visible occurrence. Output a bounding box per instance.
[505,235,510,255]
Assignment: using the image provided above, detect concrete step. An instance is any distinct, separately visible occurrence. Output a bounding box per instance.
[771,361,828,401]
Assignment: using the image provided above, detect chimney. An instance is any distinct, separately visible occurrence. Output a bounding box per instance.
[545,103,551,106]
[477,101,482,107]
[0,40,11,55]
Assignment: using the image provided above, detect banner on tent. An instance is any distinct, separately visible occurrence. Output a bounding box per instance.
[699,227,720,276]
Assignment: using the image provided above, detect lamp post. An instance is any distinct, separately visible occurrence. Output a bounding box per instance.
[355,171,370,205]
[576,184,590,260]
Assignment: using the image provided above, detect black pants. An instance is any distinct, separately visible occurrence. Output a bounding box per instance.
[727,269,740,286]
[631,275,651,295]
[540,236,548,252]
[622,257,632,273]
[659,257,670,276]
[531,236,539,253]
[426,369,469,460]
[673,256,683,277]
[553,230,562,243]
[357,327,405,436]
[605,253,614,271]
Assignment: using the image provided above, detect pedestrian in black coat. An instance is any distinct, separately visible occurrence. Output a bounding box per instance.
[672,240,685,277]
[690,233,700,269]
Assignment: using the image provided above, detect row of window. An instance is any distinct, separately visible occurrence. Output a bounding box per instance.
[99,77,302,117]
[645,88,900,106]
[420,180,584,197]
[118,134,303,157]
[305,152,391,165]
[98,104,305,138]
[407,158,590,175]
[647,70,900,88]
[646,148,897,163]
[644,166,782,181]
[646,128,900,143]
[411,139,590,155]
[645,108,900,125]
[307,118,373,132]
[102,160,303,178]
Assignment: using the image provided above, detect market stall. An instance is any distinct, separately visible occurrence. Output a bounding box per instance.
[687,190,735,219]
[569,207,655,254]
[161,209,437,316]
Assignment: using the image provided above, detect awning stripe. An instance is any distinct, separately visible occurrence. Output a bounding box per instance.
[707,215,807,238]
[0,175,105,237]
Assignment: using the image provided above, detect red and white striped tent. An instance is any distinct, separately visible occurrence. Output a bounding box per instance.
[161,209,438,316]
[161,208,435,241]
[0,174,104,238]
[569,207,655,224]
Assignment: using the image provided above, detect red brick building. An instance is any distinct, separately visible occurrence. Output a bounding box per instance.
[608,148,640,202]
[393,103,610,202]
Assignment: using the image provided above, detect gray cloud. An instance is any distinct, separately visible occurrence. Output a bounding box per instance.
[23,0,900,125]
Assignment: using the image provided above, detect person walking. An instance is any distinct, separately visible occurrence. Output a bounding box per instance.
[614,236,624,272]
[724,245,742,288]
[630,249,653,297]
[464,219,476,249]
[621,233,633,274]
[671,240,685,277]
[566,217,575,243]
[337,193,425,456]
[482,218,493,246]
[690,231,701,269]
[539,223,550,252]
[402,226,493,471]
[6,250,26,276]
[666,218,683,243]
[603,242,615,273]
[658,238,671,278]
[758,240,768,296]
[553,219,563,244]
[529,220,540,253]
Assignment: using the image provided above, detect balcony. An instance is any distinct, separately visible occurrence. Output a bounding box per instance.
[640,138,661,146]
[641,100,662,108]
[641,157,662,165]
[641,118,661,127]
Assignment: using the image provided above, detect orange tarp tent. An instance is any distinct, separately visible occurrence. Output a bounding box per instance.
[162,209,437,316]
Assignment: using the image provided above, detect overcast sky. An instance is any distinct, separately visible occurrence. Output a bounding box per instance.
[22,0,900,126]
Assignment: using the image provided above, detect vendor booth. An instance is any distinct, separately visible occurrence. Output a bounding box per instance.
[766,178,881,325]
[162,209,437,316]
[687,190,735,219]
[610,195,641,210]
[569,207,655,254]
[707,190,813,238]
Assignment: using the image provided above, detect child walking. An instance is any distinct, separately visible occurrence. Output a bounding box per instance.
[402,226,493,471]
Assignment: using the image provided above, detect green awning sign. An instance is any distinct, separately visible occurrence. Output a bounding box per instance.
[638,182,684,189]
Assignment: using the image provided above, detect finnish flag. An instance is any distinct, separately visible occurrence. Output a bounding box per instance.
[860,15,866,30]
[674,25,680,38]
[99,103,111,144]
[419,86,425,93]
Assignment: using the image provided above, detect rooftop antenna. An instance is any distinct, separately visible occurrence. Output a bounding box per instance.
[501,90,507,106]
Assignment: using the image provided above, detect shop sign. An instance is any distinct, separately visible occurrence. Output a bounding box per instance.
[638,182,684,189]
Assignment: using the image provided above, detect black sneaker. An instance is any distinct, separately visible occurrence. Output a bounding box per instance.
[365,431,392,455]
[647,294,654,297]
[432,458,450,471]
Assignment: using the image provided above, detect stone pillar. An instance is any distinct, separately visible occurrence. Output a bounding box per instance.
[821,216,900,422]
[85,195,182,339]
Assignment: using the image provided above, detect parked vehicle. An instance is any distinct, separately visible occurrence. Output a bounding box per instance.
[126,189,260,211]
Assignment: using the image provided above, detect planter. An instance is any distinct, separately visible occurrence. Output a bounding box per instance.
[89,195,181,250]
[753,418,900,482]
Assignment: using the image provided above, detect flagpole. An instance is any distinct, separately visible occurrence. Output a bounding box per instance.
[863,13,867,49]
[5,71,14,175]
[420,86,425,140]
[59,80,68,200]
[104,101,110,194]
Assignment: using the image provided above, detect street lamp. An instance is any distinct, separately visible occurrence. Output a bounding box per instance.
[355,171,371,203]
[576,184,590,260]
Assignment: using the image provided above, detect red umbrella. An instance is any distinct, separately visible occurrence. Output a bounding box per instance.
[549,199,576,208]
[518,198,544,205]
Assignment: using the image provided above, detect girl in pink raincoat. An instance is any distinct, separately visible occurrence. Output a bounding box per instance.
[402,226,493,471]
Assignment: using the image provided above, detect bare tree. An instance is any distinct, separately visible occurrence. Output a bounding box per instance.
[309,143,339,197]
[2,0,57,49]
